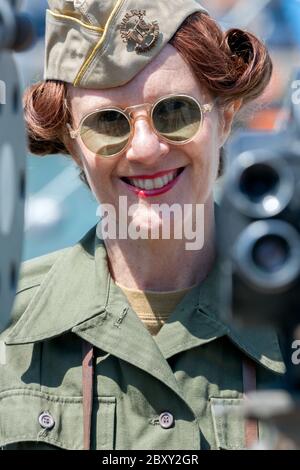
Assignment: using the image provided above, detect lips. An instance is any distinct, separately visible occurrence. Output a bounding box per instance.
[128,170,177,190]
[120,167,185,197]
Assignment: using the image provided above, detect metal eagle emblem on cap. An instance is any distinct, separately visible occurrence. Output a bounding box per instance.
[119,10,160,54]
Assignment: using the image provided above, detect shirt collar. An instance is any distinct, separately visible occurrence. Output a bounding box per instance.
[6,225,108,344]
[5,224,285,374]
[153,260,285,373]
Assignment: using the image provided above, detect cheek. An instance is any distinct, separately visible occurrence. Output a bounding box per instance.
[76,141,110,180]
[189,119,220,175]
[76,141,98,174]
[74,141,118,200]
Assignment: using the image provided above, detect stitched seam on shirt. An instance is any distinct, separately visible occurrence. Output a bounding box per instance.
[0,387,46,395]
[104,271,111,309]
[8,310,107,342]
[78,330,173,379]
[161,335,224,358]
[15,284,41,295]
[228,333,284,372]
[0,389,83,403]
[100,402,108,448]
[39,342,42,394]
[0,388,115,404]
[210,397,246,450]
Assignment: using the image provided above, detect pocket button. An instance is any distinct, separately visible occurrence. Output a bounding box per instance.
[159,412,174,429]
[38,411,55,430]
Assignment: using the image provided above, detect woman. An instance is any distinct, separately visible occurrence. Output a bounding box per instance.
[0,0,284,450]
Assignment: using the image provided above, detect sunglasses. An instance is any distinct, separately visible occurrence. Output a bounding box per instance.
[67,94,215,158]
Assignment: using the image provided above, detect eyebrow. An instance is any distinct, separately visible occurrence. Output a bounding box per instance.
[80,91,200,118]
[81,101,117,116]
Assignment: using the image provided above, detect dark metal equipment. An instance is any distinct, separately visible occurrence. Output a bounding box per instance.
[0,0,35,332]
[217,69,300,448]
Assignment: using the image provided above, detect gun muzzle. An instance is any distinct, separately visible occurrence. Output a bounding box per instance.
[233,219,300,293]
[226,150,294,219]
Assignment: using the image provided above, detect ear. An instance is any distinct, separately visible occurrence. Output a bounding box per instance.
[64,136,84,169]
[218,99,243,147]
[62,93,84,169]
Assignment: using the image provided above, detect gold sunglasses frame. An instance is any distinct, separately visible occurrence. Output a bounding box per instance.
[66,93,215,158]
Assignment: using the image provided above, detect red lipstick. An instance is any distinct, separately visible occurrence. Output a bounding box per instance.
[121,167,185,198]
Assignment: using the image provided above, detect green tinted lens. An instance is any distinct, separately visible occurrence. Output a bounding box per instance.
[152,96,202,142]
[81,109,131,156]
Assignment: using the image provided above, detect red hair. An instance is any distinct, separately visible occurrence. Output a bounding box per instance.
[23,13,272,185]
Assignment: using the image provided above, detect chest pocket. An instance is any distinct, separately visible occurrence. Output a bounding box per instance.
[210,397,248,450]
[0,389,116,450]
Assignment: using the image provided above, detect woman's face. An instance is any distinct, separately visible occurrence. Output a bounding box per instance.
[67,44,237,233]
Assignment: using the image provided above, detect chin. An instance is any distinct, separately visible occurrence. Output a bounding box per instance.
[128,204,179,241]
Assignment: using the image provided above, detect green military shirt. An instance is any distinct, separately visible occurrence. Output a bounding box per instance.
[0,225,285,450]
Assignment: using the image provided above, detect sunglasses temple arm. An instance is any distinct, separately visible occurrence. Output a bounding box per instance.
[203,103,215,114]
[66,123,79,139]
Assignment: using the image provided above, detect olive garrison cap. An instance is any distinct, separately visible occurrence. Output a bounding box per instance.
[44,0,208,89]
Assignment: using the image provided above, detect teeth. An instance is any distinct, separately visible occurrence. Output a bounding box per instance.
[154,176,168,189]
[144,179,154,190]
[128,170,178,190]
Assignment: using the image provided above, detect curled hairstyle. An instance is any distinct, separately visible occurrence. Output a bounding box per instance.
[23,13,272,187]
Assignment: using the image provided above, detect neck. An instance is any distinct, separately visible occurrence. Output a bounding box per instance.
[103,198,216,291]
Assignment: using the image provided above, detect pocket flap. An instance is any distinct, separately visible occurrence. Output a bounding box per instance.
[210,397,246,450]
[0,389,115,450]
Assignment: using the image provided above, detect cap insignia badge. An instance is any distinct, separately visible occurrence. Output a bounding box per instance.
[120,10,160,54]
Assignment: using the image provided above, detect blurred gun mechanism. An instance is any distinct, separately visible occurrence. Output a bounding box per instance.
[218,69,300,449]
[0,0,35,332]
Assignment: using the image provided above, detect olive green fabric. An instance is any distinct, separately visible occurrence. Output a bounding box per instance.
[0,224,285,450]
[44,0,208,88]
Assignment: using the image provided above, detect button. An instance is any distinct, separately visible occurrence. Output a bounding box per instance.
[159,412,174,429]
[39,411,55,430]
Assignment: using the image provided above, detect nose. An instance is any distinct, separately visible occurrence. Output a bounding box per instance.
[125,113,169,165]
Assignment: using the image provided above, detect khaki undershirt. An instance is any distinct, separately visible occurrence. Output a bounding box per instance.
[115,281,197,336]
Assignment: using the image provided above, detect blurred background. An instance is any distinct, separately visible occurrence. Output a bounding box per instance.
[13,0,300,260]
